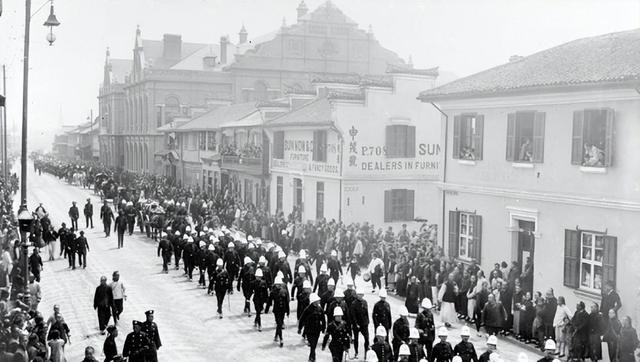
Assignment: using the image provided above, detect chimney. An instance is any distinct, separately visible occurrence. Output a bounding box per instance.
[238,24,248,44]
[297,1,308,20]
[163,34,182,60]
[220,36,229,64]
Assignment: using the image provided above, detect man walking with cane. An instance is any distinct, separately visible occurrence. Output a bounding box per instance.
[93,276,115,335]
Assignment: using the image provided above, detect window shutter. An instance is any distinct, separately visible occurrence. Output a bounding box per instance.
[406,189,415,221]
[506,113,516,161]
[322,130,328,162]
[604,108,614,167]
[384,190,392,222]
[406,126,416,158]
[471,215,482,263]
[385,126,395,158]
[452,115,461,159]
[532,112,545,163]
[448,211,460,258]
[602,236,617,290]
[312,131,319,161]
[571,111,584,165]
[473,115,484,160]
[563,229,580,288]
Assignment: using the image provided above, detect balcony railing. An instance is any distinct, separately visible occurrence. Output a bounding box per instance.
[221,155,262,166]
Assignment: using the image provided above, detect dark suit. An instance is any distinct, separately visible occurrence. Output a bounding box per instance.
[84,202,94,228]
[93,283,115,331]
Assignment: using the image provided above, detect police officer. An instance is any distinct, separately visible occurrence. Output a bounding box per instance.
[84,198,94,229]
[273,250,293,285]
[140,310,161,362]
[408,328,426,361]
[313,263,330,296]
[125,201,136,235]
[205,243,218,293]
[478,335,498,362]
[320,278,336,313]
[416,298,436,357]
[251,268,269,331]
[294,250,314,284]
[172,231,183,270]
[66,228,77,269]
[536,339,556,362]
[267,276,289,348]
[224,241,240,289]
[454,326,478,362]
[75,230,90,269]
[157,232,173,273]
[258,255,273,288]
[322,306,351,362]
[372,325,394,361]
[114,210,128,248]
[392,306,410,361]
[298,293,325,362]
[327,250,342,285]
[100,201,114,237]
[68,201,79,230]
[213,258,231,318]
[432,327,454,362]
[183,236,195,281]
[122,321,149,362]
[350,289,370,360]
[373,289,392,340]
[238,256,256,316]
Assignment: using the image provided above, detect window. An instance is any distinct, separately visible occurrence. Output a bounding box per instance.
[273,131,285,159]
[383,189,414,222]
[564,229,616,293]
[571,109,614,167]
[453,114,484,160]
[385,125,416,158]
[206,131,217,151]
[293,178,303,210]
[316,182,324,220]
[506,111,545,163]
[313,130,327,162]
[156,106,163,127]
[276,176,283,211]
[199,132,207,150]
[245,179,253,204]
[164,96,180,124]
[448,211,482,261]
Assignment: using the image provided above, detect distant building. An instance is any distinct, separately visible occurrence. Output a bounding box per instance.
[53,120,99,161]
[418,29,640,318]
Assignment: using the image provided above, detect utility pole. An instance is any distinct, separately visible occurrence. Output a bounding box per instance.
[3,65,7,180]
[21,0,32,203]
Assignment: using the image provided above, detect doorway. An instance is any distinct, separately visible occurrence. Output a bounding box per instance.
[517,219,535,294]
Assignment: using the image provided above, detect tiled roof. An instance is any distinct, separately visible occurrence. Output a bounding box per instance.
[175,102,258,131]
[265,98,332,128]
[419,29,640,100]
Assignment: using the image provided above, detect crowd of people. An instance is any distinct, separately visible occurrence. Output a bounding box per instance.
[219,143,263,159]
[24,155,640,362]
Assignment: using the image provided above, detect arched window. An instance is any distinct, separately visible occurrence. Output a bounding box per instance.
[164,96,180,124]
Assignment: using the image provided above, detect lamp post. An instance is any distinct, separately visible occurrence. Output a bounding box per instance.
[20,0,60,202]
[16,203,34,301]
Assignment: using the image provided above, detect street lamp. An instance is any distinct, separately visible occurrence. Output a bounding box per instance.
[43,2,60,46]
[16,203,34,300]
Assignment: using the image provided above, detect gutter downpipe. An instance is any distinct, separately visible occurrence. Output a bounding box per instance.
[430,102,448,251]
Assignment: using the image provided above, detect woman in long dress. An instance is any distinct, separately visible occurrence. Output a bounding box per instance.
[439,273,458,327]
[47,329,67,362]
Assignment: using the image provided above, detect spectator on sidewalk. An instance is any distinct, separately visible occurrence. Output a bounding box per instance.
[68,202,79,231]
[481,294,507,336]
[110,271,126,323]
[29,248,43,282]
[600,281,622,317]
[603,308,621,362]
[619,316,639,362]
[82,346,99,362]
[47,330,67,362]
[552,296,573,358]
[84,199,94,229]
[93,276,115,334]
[103,325,120,362]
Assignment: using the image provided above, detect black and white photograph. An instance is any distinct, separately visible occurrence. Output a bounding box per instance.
[0,0,639,361]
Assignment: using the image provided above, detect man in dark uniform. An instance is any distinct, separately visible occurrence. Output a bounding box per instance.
[350,289,370,360]
[322,306,351,362]
[372,326,394,361]
[123,321,149,362]
[172,231,183,270]
[392,307,410,361]
[157,232,173,273]
[100,201,114,237]
[68,201,79,230]
[75,230,90,269]
[213,258,231,318]
[114,210,127,248]
[224,242,240,288]
[416,298,436,358]
[454,326,478,362]
[258,256,273,288]
[125,202,136,235]
[93,276,115,334]
[238,256,256,316]
[141,310,161,362]
[84,198,94,229]
[478,335,498,362]
[66,229,77,269]
[57,223,68,258]
[251,267,270,331]
[267,276,289,348]
[373,289,393,340]
[313,264,330,296]
[431,327,454,362]
[273,250,293,285]
[183,237,195,281]
[298,293,325,362]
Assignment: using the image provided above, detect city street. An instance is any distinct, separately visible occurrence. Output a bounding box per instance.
[21,163,542,361]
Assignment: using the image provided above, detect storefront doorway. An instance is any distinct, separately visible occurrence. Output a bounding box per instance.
[517,219,536,294]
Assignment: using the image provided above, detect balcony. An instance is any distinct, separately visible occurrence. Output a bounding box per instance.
[221,155,265,176]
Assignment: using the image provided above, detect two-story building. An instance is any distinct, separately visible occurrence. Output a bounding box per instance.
[266,66,443,228]
[418,29,640,319]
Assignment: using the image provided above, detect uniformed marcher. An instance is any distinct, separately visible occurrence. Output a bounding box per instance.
[373,289,392,340]
[213,258,231,318]
[125,201,136,235]
[372,325,394,361]
[141,310,161,362]
[75,230,90,269]
[322,306,351,362]
[224,242,241,288]
[296,280,312,322]
[350,289,370,360]
[536,339,556,362]
[416,298,436,358]
[183,236,196,281]
[100,201,114,237]
[453,326,478,362]
[313,263,330,296]
[478,335,498,362]
[267,276,290,348]
[392,306,411,362]
[157,233,173,273]
[398,343,411,362]
[251,268,269,331]
[258,255,273,287]
[408,327,426,362]
[66,228,77,269]
[172,231,183,270]
[238,256,256,316]
[431,327,454,362]
[298,293,325,362]
[122,321,149,362]
[320,278,336,313]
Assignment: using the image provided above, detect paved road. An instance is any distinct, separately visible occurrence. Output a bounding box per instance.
[22,163,542,361]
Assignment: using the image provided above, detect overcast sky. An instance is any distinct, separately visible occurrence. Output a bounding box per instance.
[0,0,638,151]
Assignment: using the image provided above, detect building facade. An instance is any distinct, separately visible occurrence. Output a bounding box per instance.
[419,29,640,320]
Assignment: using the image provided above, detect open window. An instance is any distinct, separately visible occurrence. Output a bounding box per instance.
[506,111,545,163]
[453,114,484,160]
[571,109,614,167]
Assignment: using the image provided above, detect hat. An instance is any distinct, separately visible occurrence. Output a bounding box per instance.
[209,235,215,241]
[366,351,379,362]
[278,251,286,259]
[199,231,204,237]
[437,326,449,337]
[298,265,306,274]
[247,235,253,241]
[248,243,255,250]
[399,343,410,356]
[544,339,556,351]
[228,242,235,248]
[320,263,328,273]
[106,325,117,334]
[453,357,463,362]
[182,234,189,240]
[174,231,181,236]
[281,229,287,235]
[207,244,214,251]
[276,271,284,280]
[330,250,337,257]
[259,256,267,264]
[487,335,498,346]
[244,256,253,265]
[421,298,433,309]
[199,241,205,248]
[203,226,208,232]
[185,226,191,231]
[79,230,84,234]
[333,307,343,317]
[132,320,141,327]
[379,289,387,298]
[409,328,419,339]
[461,326,471,337]
[145,310,154,316]
[216,259,223,266]
[517,353,529,362]
[255,268,263,278]
[399,306,409,317]
[375,325,387,337]
[112,271,119,276]
[274,276,284,285]
[328,278,336,287]
[187,237,194,243]
[303,280,312,289]
[309,293,320,304]
[166,226,172,231]
[299,250,307,259]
